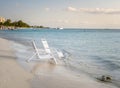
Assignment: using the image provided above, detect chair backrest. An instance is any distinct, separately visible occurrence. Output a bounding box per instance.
[32,40,41,59]
[32,40,38,51]
[41,39,51,54]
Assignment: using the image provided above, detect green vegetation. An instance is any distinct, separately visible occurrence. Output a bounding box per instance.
[0,18,49,29]
[12,20,30,27]
[0,22,3,25]
[0,19,30,27]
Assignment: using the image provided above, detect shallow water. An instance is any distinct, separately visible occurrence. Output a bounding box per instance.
[0,29,120,87]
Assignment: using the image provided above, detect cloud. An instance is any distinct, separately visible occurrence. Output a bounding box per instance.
[67,7,120,14]
[67,7,77,12]
[80,8,120,14]
[45,8,50,11]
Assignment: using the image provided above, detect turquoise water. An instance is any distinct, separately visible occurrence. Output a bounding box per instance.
[0,29,120,86]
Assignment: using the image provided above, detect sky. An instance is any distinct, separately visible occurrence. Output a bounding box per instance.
[0,0,120,28]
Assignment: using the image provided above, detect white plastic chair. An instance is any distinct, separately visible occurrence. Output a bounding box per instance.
[27,39,58,64]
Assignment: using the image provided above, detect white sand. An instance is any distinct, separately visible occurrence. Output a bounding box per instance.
[0,38,118,88]
[0,38,33,88]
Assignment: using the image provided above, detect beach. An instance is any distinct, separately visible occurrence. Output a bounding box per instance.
[0,37,118,88]
[0,38,33,88]
[0,0,120,87]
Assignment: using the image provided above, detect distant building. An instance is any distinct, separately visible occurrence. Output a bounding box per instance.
[0,17,6,23]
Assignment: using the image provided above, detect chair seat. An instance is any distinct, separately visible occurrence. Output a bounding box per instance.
[38,54,53,60]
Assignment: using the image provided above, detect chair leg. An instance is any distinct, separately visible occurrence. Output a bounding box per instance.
[53,57,58,64]
[51,55,58,64]
[27,53,37,62]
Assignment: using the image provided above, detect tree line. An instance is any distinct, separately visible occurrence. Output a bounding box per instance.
[0,19,30,27]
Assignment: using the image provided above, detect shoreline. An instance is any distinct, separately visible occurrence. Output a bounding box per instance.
[0,38,118,88]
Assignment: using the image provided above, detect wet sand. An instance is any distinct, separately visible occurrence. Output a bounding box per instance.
[30,62,118,88]
[0,38,118,88]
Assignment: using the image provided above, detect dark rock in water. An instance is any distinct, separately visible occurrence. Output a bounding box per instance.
[97,75,112,82]
[101,75,112,82]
